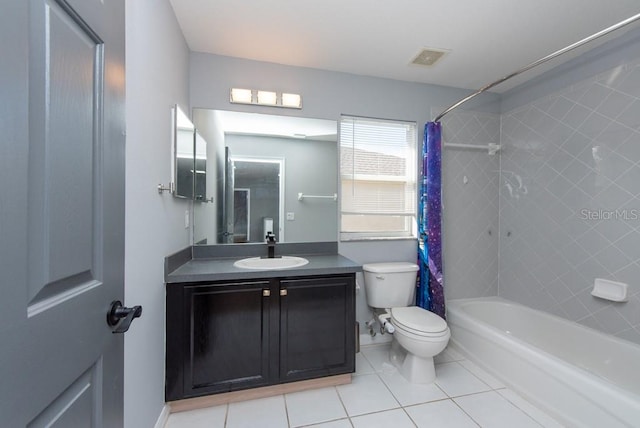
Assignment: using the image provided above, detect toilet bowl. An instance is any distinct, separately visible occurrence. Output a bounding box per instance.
[362,262,450,384]
[389,306,450,383]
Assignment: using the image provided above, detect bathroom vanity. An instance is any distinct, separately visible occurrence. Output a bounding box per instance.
[164,242,360,403]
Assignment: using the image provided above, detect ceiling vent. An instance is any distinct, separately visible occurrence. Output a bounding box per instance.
[410,48,449,67]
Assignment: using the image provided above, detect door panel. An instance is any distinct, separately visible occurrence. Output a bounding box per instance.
[28,0,103,308]
[0,0,125,425]
[183,281,273,397]
[279,276,356,382]
[27,361,101,428]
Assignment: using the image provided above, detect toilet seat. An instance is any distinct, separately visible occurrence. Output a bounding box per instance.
[391,307,448,337]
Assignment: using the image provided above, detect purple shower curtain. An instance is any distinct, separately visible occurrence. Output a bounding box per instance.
[417,122,445,318]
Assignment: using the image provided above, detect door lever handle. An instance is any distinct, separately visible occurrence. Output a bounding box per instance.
[107,300,142,333]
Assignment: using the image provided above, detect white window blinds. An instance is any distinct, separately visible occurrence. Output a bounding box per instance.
[340,116,417,240]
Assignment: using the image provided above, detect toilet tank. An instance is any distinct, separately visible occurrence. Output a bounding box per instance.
[362,262,419,308]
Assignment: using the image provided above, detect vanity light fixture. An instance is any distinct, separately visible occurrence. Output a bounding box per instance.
[257,90,277,106]
[229,88,302,109]
[230,88,253,104]
[281,93,302,109]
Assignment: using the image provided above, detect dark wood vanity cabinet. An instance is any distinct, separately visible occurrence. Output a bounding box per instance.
[279,276,355,382]
[165,274,355,401]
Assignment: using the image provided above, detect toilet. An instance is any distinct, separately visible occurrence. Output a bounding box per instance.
[362,262,450,383]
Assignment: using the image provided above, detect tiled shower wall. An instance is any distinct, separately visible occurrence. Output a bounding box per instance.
[441,110,500,300]
[499,61,640,345]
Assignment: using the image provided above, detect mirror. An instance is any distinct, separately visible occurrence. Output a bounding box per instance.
[192,110,338,245]
[172,105,196,198]
[171,105,211,202]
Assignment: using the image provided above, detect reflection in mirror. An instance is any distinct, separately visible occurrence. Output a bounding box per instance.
[228,157,283,243]
[172,105,195,199]
[192,110,338,245]
[194,131,208,201]
[234,188,250,242]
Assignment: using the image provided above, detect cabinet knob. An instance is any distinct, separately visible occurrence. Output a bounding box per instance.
[280,289,288,296]
[263,289,271,297]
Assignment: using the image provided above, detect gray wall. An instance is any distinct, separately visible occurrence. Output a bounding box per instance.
[190,52,501,328]
[227,134,338,243]
[502,27,640,114]
[499,28,640,345]
[440,109,501,300]
[124,0,191,427]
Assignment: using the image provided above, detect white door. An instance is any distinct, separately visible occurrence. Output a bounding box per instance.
[0,0,129,425]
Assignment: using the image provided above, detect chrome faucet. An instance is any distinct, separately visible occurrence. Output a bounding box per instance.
[265,232,277,258]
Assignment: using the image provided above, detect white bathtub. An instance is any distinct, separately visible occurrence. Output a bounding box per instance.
[447,297,640,428]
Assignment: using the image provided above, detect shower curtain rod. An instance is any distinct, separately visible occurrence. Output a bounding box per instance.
[434,12,640,122]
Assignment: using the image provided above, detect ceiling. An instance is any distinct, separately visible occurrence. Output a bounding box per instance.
[169,1,640,92]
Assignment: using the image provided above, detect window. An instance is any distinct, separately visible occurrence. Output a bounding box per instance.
[339,115,417,240]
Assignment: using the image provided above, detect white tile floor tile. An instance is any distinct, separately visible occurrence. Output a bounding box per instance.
[164,343,562,428]
[354,352,374,375]
[379,369,447,406]
[285,387,346,427]
[458,359,505,389]
[305,419,353,428]
[360,345,394,373]
[443,345,465,361]
[434,345,465,364]
[226,395,288,428]
[405,399,478,428]
[497,389,565,428]
[165,405,227,428]
[350,408,415,428]
[434,361,492,397]
[454,391,542,428]
[336,373,400,416]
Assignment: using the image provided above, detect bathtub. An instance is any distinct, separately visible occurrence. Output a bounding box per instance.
[447,297,640,428]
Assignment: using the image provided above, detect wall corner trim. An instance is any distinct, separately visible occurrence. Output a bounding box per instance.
[153,404,171,428]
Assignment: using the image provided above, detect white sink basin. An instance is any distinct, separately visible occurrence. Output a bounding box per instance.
[233,256,309,270]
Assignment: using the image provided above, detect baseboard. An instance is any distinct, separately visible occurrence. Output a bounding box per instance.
[153,404,170,428]
[168,374,351,413]
[359,332,392,347]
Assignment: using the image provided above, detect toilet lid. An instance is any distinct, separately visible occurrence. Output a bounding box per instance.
[391,307,448,335]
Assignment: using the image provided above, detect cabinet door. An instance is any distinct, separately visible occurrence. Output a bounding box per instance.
[184,280,274,397]
[279,275,355,382]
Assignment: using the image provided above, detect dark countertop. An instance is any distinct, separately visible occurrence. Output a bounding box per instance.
[165,242,361,283]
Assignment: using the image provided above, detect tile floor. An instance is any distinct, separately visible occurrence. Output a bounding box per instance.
[165,343,563,428]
